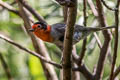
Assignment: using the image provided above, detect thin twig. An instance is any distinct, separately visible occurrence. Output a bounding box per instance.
[109,0,119,80]
[87,0,98,16]
[78,0,87,65]
[87,1,102,48]
[0,34,62,68]
[0,0,20,16]
[10,1,16,5]
[0,52,13,80]
[0,0,33,23]
[93,33,102,48]
[0,34,96,74]
[18,0,46,23]
[113,65,120,79]
[101,0,116,11]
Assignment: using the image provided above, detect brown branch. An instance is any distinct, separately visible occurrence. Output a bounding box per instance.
[18,0,46,23]
[88,0,115,64]
[72,52,93,80]
[113,65,120,79]
[10,1,16,5]
[87,0,104,50]
[88,1,119,79]
[16,1,59,80]
[94,0,112,80]
[78,0,87,65]
[72,46,80,80]
[93,33,102,48]
[0,34,95,74]
[63,5,80,80]
[0,0,20,16]
[87,0,98,17]
[87,2,102,48]
[0,34,62,68]
[0,0,32,23]
[63,6,68,23]
[72,63,80,80]
[62,0,77,80]
[0,52,13,80]
[109,1,119,80]
[55,0,75,7]
[73,64,94,79]
[89,20,102,48]
[101,0,116,11]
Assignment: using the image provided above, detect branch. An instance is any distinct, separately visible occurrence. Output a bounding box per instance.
[0,34,97,74]
[0,34,62,68]
[94,0,112,80]
[18,0,46,23]
[0,52,13,80]
[0,0,33,23]
[63,5,80,80]
[78,0,87,65]
[87,2,102,48]
[72,52,93,80]
[73,64,94,80]
[109,1,119,80]
[93,33,102,48]
[101,0,116,11]
[73,53,94,80]
[0,34,97,76]
[63,6,68,23]
[72,46,80,80]
[62,0,77,80]
[16,1,59,80]
[55,0,75,7]
[87,0,98,16]
[88,1,119,79]
[87,0,102,48]
[0,0,20,16]
[113,65,120,79]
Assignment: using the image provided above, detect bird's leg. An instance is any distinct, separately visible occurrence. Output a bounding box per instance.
[55,0,75,7]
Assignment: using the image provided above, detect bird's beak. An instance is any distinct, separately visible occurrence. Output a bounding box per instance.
[29,28,35,32]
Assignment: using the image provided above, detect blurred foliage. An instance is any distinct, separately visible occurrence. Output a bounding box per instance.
[0,0,120,80]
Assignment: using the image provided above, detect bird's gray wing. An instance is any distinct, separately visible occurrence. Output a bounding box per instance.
[51,23,66,41]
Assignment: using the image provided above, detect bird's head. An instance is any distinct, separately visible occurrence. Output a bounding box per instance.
[29,22,48,32]
[29,22,53,42]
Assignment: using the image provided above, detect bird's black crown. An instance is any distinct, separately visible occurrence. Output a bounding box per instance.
[34,22,47,30]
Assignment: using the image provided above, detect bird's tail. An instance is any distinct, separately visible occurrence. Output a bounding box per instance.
[87,25,115,32]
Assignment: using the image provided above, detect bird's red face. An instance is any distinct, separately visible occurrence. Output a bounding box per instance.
[29,22,53,42]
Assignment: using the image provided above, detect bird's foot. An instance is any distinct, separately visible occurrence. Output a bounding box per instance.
[55,0,75,7]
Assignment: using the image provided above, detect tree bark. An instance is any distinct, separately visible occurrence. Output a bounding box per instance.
[62,0,77,80]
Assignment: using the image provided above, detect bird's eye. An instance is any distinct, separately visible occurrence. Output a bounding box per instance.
[38,25,41,28]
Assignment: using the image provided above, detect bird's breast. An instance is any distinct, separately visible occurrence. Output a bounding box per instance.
[34,29,53,42]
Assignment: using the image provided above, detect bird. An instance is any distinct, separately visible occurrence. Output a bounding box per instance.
[29,22,115,49]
